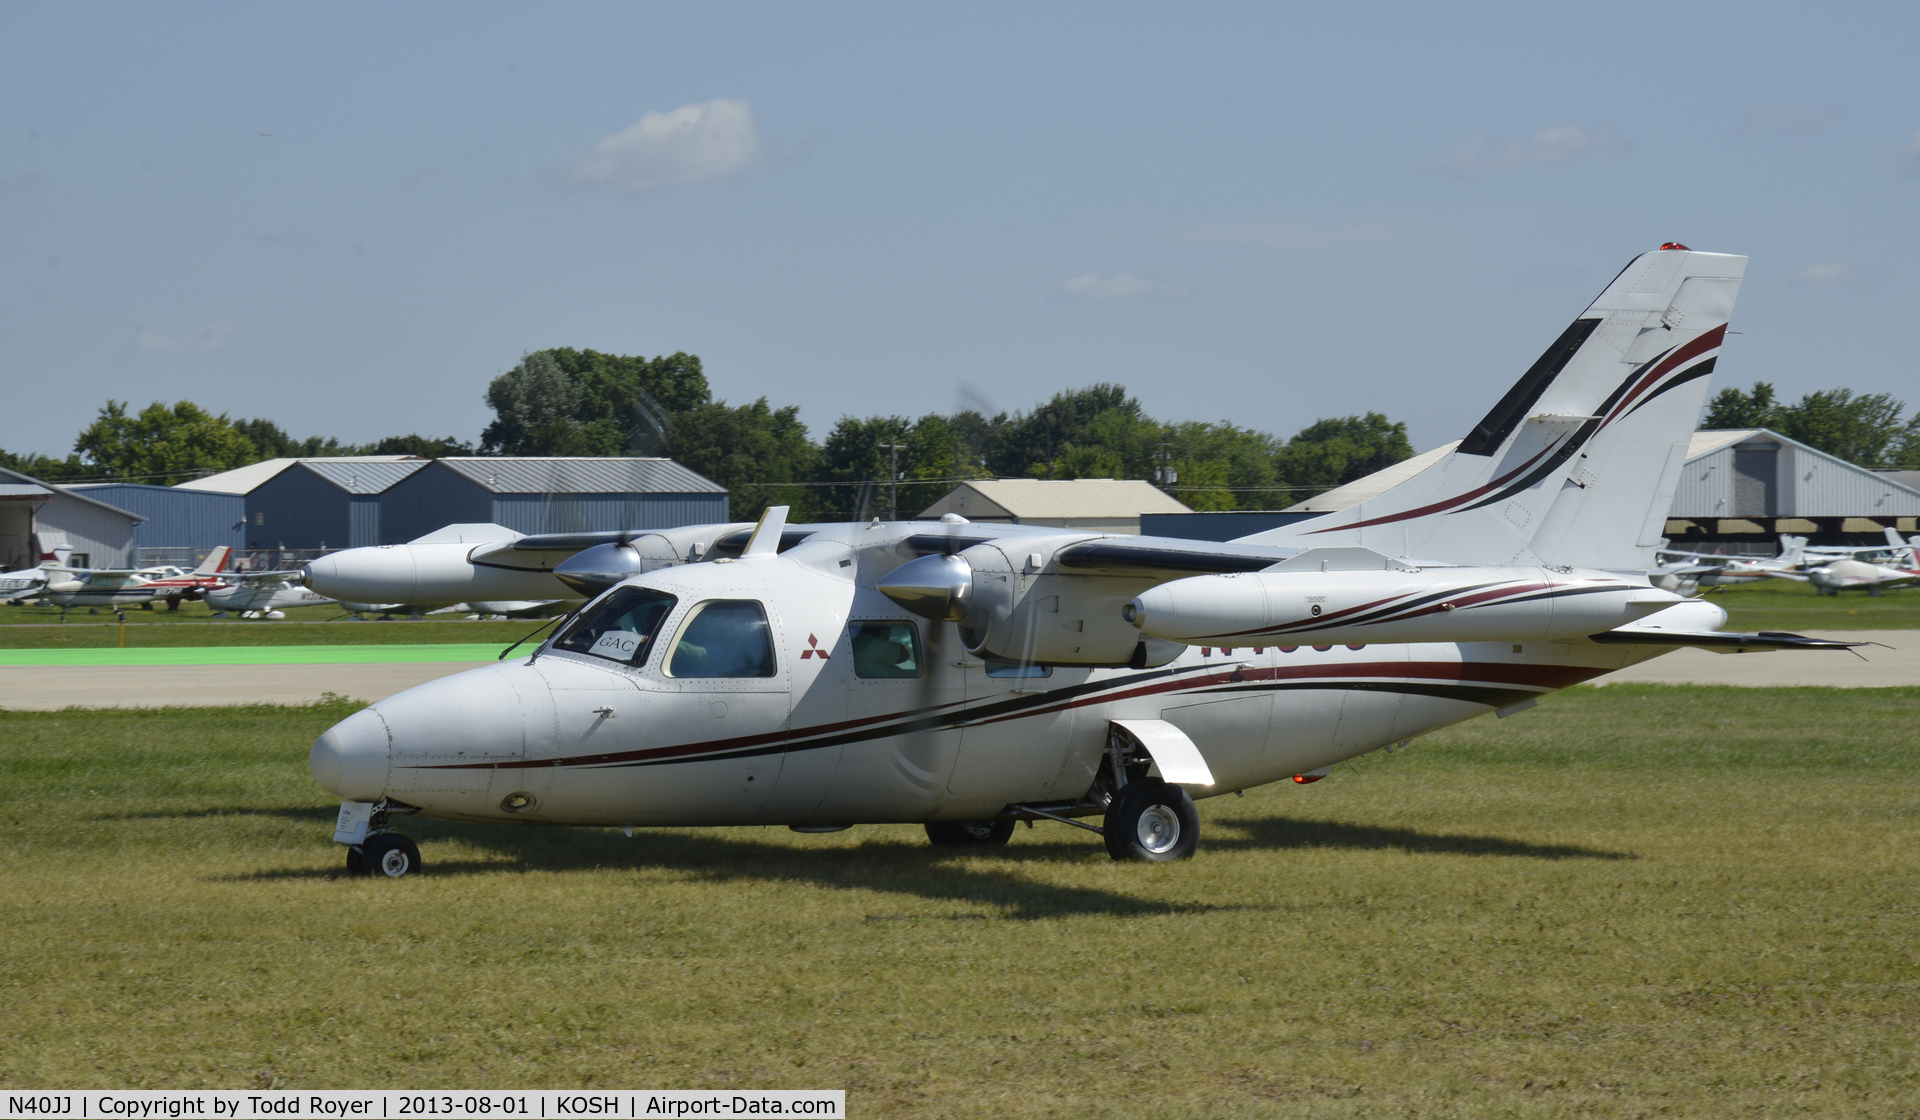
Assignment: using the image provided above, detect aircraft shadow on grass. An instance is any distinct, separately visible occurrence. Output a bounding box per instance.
[1209,815,1633,861]
[170,805,1628,918]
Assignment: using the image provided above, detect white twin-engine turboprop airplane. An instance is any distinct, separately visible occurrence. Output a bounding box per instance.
[306,246,1860,878]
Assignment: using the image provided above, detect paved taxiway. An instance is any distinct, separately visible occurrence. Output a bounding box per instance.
[0,632,1909,710]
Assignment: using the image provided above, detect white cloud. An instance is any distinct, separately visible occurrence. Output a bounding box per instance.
[1794,263,1869,290]
[1191,222,1392,250]
[136,319,235,354]
[1059,273,1179,300]
[1740,101,1844,135]
[1423,125,1620,177]
[563,98,761,193]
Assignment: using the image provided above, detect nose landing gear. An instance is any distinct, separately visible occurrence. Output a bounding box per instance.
[335,799,424,878]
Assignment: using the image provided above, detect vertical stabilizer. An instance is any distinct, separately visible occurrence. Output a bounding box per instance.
[192,545,234,576]
[1236,247,1746,571]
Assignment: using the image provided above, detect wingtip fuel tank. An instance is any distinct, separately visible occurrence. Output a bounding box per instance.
[1126,565,1682,647]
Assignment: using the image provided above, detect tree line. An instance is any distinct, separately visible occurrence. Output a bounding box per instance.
[1702,382,1920,469]
[0,348,1419,520]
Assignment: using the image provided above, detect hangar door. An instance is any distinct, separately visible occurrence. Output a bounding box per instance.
[1732,446,1778,516]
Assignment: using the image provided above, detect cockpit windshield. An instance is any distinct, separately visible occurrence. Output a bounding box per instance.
[551,586,678,665]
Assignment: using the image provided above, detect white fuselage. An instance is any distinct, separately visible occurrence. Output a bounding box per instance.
[207,580,336,613]
[1807,559,1920,594]
[312,542,1667,829]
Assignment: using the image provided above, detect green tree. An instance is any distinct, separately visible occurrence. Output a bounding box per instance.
[480,348,712,456]
[1273,413,1415,506]
[670,398,820,522]
[1702,381,1780,430]
[1705,380,1916,467]
[1772,389,1909,467]
[73,400,260,484]
[232,418,301,459]
[0,448,89,482]
[366,434,475,458]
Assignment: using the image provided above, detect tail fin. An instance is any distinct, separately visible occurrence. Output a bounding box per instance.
[1888,528,1919,568]
[1237,246,1746,571]
[192,545,233,576]
[1778,535,1807,567]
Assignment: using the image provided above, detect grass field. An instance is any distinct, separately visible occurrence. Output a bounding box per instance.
[2,687,1917,1115]
[1710,579,1920,632]
[0,599,544,648]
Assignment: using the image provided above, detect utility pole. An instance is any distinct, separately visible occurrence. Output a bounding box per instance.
[879,443,907,521]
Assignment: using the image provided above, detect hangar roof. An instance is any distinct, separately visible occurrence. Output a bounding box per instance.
[429,457,726,494]
[296,459,430,494]
[1286,440,1462,513]
[921,478,1192,520]
[175,456,424,494]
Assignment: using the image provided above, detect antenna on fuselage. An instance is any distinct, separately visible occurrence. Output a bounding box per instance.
[742,506,790,559]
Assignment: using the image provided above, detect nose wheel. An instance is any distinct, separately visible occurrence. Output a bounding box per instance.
[348,833,423,878]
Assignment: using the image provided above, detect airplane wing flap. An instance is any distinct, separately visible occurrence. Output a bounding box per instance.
[1110,718,1217,786]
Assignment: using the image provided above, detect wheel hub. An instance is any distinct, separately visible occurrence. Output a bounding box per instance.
[1135,804,1181,853]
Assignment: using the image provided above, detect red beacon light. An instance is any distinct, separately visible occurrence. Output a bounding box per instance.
[1293,773,1325,784]
[1659,242,1691,251]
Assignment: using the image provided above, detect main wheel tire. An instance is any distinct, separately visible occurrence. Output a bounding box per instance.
[360,833,422,878]
[1104,779,1199,862]
[925,819,1016,847]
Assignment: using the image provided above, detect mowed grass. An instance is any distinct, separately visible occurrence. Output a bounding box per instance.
[2,689,1917,1117]
[0,600,545,648]
[1712,579,1920,632]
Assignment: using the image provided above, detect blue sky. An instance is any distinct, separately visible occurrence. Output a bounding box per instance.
[3,2,1916,458]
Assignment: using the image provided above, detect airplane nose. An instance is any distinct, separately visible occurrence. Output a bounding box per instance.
[310,707,391,800]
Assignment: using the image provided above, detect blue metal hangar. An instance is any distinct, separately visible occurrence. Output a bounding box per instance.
[378,458,728,543]
[175,456,429,551]
[63,482,245,564]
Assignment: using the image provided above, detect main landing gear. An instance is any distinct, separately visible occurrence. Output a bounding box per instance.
[1102,778,1199,862]
[337,800,423,878]
[926,729,1205,861]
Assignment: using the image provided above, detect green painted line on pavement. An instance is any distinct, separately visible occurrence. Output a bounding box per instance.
[0,644,507,667]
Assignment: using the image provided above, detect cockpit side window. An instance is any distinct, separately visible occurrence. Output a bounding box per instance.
[667,599,777,678]
[551,586,678,665]
[849,621,921,679]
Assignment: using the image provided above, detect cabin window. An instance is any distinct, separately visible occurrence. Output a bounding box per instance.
[984,660,1051,679]
[667,599,777,678]
[849,621,921,679]
[552,586,677,665]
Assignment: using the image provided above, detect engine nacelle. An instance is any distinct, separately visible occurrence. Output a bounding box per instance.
[1126,563,1681,647]
[879,535,1183,667]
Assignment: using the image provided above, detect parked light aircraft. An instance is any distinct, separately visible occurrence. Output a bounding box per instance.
[1653,536,1807,595]
[44,547,235,610]
[205,572,337,617]
[1805,530,1920,595]
[305,246,1861,877]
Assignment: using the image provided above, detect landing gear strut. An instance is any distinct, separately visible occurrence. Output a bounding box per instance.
[1100,725,1199,862]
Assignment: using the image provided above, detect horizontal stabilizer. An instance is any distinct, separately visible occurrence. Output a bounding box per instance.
[1588,629,1866,654]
